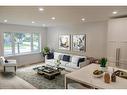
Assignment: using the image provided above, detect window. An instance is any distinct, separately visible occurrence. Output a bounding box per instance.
[4,32,13,55]
[4,32,40,56]
[14,33,31,54]
[33,33,40,51]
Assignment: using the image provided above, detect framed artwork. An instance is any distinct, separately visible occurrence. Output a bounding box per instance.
[59,35,70,50]
[72,34,86,52]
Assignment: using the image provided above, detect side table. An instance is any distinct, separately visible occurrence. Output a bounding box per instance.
[3,60,17,74]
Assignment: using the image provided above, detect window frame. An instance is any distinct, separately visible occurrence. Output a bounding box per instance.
[3,32,41,56]
[3,32,13,55]
[32,33,41,52]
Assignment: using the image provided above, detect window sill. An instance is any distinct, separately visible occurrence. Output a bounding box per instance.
[5,52,41,58]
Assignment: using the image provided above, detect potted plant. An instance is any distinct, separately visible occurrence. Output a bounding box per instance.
[41,47,50,57]
[100,58,107,71]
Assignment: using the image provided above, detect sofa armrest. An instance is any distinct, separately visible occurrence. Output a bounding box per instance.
[79,60,90,68]
[45,55,48,62]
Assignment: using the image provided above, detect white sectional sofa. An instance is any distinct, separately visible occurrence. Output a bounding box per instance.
[45,52,90,71]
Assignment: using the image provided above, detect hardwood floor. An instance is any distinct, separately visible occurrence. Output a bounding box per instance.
[0,64,36,89]
[0,73,36,89]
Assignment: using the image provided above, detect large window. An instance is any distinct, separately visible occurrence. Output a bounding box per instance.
[4,32,40,56]
[33,33,40,51]
[4,32,13,55]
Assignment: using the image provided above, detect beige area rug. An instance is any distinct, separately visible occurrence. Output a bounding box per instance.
[16,63,69,89]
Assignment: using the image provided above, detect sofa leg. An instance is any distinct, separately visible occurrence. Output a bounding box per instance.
[15,66,16,72]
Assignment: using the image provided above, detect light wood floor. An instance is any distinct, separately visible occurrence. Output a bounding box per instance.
[0,64,36,89]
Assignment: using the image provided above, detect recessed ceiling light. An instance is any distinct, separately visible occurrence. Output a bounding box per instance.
[112,11,118,14]
[42,24,46,27]
[81,18,85,22]
[51,17,55,20]
[4,19,7,22]
[39,8,44,11]
[32,21,35,23]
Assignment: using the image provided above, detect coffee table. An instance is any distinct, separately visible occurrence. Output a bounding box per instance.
[33,65,64,80]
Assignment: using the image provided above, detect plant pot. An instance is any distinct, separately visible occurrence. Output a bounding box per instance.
[100,67,107,72]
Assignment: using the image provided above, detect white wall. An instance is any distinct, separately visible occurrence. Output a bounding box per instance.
[47,21,107,58]
[0,23,47,66]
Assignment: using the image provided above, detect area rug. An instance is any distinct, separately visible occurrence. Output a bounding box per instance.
[16,65,68,89]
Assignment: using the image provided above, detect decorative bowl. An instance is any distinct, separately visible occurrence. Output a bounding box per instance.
[93,70,104,78]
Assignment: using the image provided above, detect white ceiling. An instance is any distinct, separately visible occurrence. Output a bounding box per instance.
[0,6,127,27]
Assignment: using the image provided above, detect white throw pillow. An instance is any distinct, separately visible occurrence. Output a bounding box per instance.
[71,56,86,64]
[54,52,61,60]
[71,56,80,64]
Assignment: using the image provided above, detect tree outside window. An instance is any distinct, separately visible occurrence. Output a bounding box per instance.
[4,32,40,56]
[4,32,12,55]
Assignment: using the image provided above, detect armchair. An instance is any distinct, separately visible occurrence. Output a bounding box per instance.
[0,56,17,73]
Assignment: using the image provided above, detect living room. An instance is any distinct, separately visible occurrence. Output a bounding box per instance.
[0,5,127,91]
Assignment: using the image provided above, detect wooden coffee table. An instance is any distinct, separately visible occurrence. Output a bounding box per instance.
[33,66,63,80]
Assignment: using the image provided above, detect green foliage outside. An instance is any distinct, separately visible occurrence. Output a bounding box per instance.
[4,32,39,50]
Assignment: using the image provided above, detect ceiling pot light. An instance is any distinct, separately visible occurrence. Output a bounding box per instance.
[81,18,85,22]
[32,21,35,23]
[4,19,7,22]
[112,11,118,14]
[51,17,55,20]
[39,8,44,11]
[42,24,46,27]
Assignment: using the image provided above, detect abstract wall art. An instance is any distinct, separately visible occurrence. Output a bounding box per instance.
[72,34,86,52]
[59,35,70,50]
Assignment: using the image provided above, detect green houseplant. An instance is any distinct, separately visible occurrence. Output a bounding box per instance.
[100,58,107,67]
[41,47,50,57]
[100,58,108,72]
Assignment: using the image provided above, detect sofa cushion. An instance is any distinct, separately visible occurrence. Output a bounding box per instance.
[46,59,56,66]
[62,55,70,62]
[66,62,80,69]
[60,60,68,66]
[47,53,54,59]
[46,59,55,63]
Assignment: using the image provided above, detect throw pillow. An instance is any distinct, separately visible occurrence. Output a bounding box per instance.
[54,52,61,60]
[77,58,85,66]
[62,55,70,62]
[47,53,54,59]
[71,56,80,64]
[59,54,63,60]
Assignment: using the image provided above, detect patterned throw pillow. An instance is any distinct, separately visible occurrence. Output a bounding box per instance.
[62,55,70,62]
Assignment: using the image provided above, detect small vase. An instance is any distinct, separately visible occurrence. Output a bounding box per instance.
[104,72,110,83]
[100,67,107,72]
